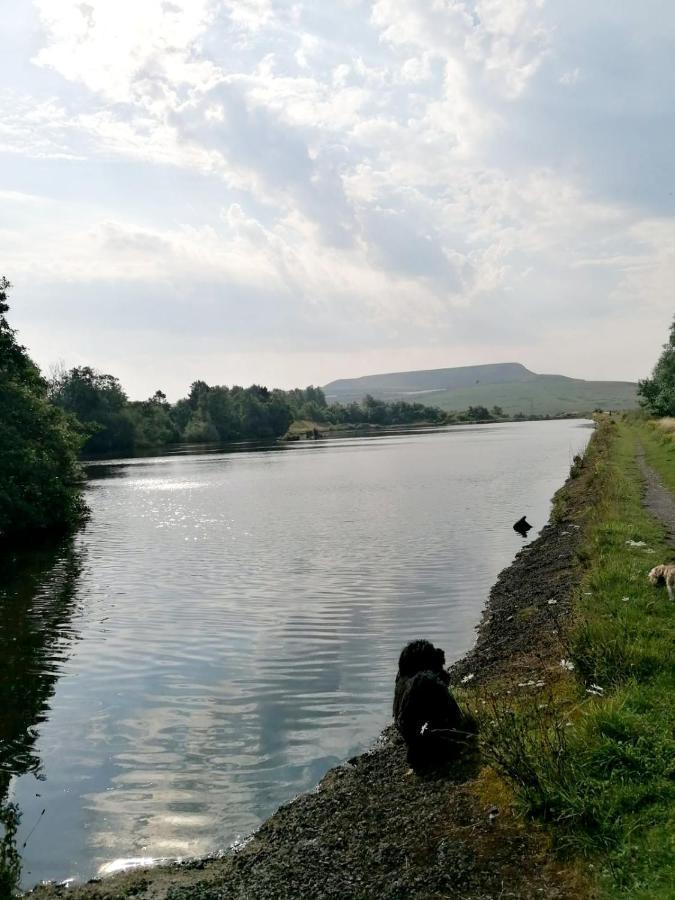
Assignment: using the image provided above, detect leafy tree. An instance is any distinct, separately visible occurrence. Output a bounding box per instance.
[187,380,210,409]
[0,277,85,539]
[638,317,675,416]
[465,405,493,421]
[127,391,179,448]
[50,366,135,454]
[183,411,219,443]
[205,387,238,441]
[170,397,193,434]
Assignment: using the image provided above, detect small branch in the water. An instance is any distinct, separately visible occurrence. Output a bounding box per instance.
[22,808,45,850]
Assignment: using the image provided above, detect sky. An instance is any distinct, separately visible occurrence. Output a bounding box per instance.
[1,1,674,400]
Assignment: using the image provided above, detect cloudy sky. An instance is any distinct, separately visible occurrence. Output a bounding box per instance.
[1,1,673,399]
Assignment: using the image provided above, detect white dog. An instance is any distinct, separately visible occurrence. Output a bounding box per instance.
[648,564,675,600]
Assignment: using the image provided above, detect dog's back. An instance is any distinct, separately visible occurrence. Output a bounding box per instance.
[395,670,463,770]
[393,640,449,720]
[648,563,675,599]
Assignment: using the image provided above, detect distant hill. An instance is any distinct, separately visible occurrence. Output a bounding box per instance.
[324,363,638,416]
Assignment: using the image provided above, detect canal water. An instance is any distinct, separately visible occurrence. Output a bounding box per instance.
[0,420,592,888]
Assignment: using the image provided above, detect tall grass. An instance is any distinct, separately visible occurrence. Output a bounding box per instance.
[479,419,675,898]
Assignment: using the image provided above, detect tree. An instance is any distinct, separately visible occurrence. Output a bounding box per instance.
[638,317,675,416]
[0,278,85,539]
[465,405,493,421]
[51,366,135,454]
[127,391,179,448]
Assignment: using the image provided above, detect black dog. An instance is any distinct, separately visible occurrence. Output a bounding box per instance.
[393,639,463,771]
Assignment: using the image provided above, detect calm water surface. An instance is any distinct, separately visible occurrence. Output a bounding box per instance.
[0,420,591,888]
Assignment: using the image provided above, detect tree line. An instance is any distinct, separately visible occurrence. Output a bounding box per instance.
[47,367,518,456]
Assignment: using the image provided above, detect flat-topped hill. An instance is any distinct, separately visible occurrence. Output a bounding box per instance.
[324,362,638,416]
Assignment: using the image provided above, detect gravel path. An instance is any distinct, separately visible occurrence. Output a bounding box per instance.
[636,447,675,550]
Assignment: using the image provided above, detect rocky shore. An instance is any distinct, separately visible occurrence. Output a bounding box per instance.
[29,464,593,900]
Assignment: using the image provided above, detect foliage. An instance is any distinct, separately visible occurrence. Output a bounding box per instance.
[0,278,85,539]
[464,405,492,421]
[50,366,135,454]
[638,316,675,416]
[127,391,179,448]
[0,785,21,898]
[478,419,675,898]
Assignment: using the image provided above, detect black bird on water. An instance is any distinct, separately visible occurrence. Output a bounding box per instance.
[513,516,532,538]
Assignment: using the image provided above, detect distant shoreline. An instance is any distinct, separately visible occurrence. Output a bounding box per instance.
[81,413,592,462]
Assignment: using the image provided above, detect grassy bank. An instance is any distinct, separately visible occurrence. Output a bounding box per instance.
[476,418,674,898]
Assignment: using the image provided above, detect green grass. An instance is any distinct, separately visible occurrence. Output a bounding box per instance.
[416,377,638,417]
[284,419,325,437]
[325,364,638,417]
[480,418,675,898]
[634,419,675,496]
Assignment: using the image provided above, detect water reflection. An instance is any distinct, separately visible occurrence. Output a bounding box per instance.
[0,541,83,889]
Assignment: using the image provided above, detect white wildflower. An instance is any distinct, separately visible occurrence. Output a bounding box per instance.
[461,673,475,684]
[626,540,647,547]
[586,683,604,696]
[621,596,630,602]
[560,658,575,671]
[547,598,557,605]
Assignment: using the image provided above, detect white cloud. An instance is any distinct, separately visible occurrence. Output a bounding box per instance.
[1,0,673,396]
[223,0,274,33]
[33,0,219,102]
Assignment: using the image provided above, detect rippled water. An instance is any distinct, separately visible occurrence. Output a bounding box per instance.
[0,420,591,888]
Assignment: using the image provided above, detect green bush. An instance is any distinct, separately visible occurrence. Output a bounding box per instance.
[0,278,85,539]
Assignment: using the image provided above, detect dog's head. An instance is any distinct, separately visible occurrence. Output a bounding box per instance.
[398,639,446,678]
[648,565,667,586]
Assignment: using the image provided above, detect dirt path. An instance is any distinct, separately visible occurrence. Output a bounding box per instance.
[636,448,675,550]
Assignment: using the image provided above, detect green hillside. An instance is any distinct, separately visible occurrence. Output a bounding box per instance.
[324,363,638,416]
